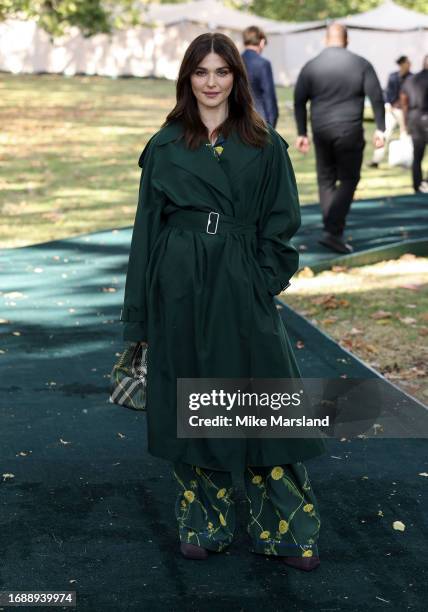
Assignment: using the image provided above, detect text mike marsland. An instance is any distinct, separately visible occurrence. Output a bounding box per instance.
[188,415,331,427]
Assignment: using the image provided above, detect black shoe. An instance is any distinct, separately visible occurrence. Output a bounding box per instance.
[180,542,209,560]
[318,232,354,254]
[367,161,379,168]
[283,555,321,571]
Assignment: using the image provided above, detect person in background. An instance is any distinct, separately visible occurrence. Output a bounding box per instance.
[368,55,413,168]
[400,54,428,193]
[293,23,385,254]
[241,26,278,128]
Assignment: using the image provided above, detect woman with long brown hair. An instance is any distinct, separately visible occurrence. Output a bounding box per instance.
[120,32,325,570]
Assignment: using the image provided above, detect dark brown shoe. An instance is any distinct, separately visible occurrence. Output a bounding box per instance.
[283,555,320,571]
[180,542,208,560]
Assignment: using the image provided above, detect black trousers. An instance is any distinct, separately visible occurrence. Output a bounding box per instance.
[313,125,365,236]
[410,115,428,191]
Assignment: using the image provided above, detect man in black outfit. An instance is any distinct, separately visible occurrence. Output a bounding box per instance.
[400,55,428,193]
[293,23,385,254]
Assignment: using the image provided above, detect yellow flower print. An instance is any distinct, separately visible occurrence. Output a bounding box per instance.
[278,520,289,534]
[252,475,262,484]
[303,503,314,513]
[207,521,214,531]
[190,480,197,489]
[219,512,227,526]
[260,530,270,540]
[271,466,284,480]
[217,488,226,499]
[302,549,313,557]
[181,500,187,508]
[184,490,195,503]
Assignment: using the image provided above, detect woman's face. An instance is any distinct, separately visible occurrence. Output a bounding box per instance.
[190,52,234,111]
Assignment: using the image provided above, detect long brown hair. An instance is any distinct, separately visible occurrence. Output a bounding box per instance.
[162,32,269,150]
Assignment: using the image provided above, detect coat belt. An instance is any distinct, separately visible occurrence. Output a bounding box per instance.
[164,209,257,235]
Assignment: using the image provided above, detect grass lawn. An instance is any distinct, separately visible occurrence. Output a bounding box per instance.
[282,254,428,406]
[0,73,424,248]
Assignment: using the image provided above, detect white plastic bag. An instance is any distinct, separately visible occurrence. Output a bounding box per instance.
[388,133,414,168]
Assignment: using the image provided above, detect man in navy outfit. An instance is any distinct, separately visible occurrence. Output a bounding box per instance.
[241,26,278,128]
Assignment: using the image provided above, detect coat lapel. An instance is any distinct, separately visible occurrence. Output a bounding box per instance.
[154,121,263,204]
[218,128,263,180]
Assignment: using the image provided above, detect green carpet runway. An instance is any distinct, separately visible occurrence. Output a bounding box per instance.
[1,194,427,611]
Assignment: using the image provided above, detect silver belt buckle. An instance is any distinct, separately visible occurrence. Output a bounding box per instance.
[206,211,219,234]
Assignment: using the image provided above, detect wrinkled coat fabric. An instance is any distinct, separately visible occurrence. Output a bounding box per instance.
[120,120,325,471]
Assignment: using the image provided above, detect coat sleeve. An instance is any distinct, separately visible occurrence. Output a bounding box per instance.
[120,136,166,341]
[256,131,301,297]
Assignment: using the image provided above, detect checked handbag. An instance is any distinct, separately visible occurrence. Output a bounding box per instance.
[109,342,148,410]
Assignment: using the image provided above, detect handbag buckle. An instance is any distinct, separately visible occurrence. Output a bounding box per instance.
[206,211,219,234]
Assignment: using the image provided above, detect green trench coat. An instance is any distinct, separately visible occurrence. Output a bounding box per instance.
[120,120,325,471]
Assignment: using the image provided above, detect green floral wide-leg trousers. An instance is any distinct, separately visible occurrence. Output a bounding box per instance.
[172,462,321,558]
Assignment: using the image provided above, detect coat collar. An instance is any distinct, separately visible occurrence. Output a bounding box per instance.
[154,120,264,203]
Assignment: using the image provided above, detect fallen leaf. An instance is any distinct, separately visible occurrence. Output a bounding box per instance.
[364,343,379,354]
[320,317,337,325]
[392,520,405,532]
[296,340,305,349]
[349,327,363,335]
[371,310,392,320]
[398,317,417,325]
[2,473,15,481]
[399,284,421,291]
[298,267,314,278]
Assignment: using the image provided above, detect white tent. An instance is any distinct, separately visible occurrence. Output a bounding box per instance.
[142,0,324,85]
[0,0,426,86]
[0,0,323,83]
[338,0,428,84]
[340,0,428,30]
[261,1,428,86]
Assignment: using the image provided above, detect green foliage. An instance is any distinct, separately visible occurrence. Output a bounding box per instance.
[0,0,426,37]
[233,0,428,21]
[0,0,144,37]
